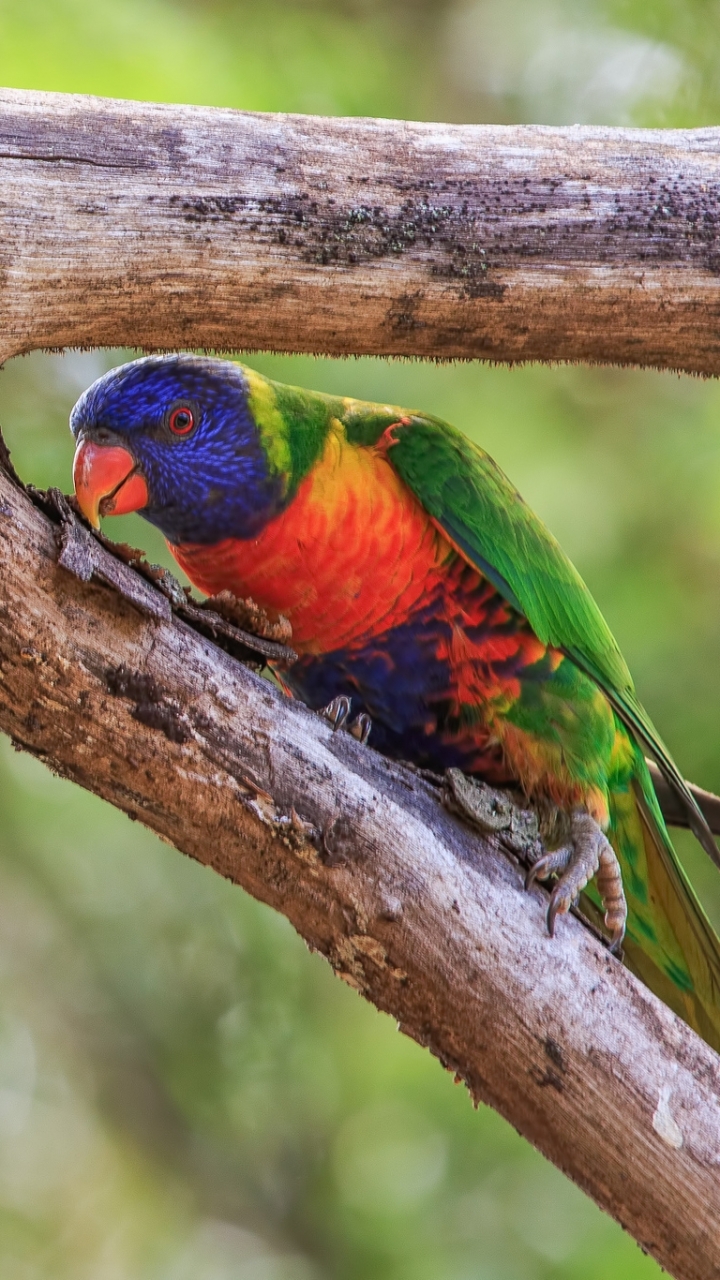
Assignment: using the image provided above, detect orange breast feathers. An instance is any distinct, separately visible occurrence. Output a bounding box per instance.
[171,419,456,655]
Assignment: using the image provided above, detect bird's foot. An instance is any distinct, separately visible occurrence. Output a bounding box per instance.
[526,811,627,952]
[348,712,372,745]
[321,696,352,731]
[320,698,372,745]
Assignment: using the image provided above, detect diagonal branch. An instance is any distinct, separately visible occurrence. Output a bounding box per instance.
[2,88,720,372]
[0,447,718,1280]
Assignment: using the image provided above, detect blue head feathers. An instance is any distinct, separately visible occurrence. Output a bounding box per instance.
[70,355,285,545]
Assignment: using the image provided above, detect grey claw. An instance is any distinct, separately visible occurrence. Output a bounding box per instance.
[349,713,372,745]
[547,885,574,938]
[525,847,572,893]
[547,899,557,938]
[321,696,352,731]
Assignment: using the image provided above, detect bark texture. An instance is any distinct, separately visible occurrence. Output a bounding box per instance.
[3,88,720,371]
[0,460,718,1280]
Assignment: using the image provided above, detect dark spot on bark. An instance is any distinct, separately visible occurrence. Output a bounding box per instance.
[321,814,356,866]
[530,1064,564,1092]
[544,1036,566,1073]
[106,664,162,704]
[106,664,189,744]
[132,702,188,743]
[386,290,425,333]
[171,194,247,222]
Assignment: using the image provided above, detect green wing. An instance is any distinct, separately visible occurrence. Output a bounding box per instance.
[384,413,719,866]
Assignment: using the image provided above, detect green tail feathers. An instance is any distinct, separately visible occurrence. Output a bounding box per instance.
[605,753,720,1051]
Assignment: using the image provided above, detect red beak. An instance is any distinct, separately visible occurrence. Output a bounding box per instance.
[73,440,149,529]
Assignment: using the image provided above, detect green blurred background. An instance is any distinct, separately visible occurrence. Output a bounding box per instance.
[0,1,719,1276]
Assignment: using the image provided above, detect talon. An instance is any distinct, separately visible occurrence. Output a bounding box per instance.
[349,713,372,745]
[547,896,558,938]
[547,885,574,938]
[525,846,572,892]
[321,696,352,731]
[526,810,627,949]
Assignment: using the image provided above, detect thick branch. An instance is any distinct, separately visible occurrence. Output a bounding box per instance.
[0,463,718,1279]
[3,89,720,371]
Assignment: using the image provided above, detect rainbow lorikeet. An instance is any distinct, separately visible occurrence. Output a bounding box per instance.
[70,355,720,1051]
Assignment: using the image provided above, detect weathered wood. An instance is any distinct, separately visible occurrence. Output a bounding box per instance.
[0,461,718,1280]
[3,89,720,371]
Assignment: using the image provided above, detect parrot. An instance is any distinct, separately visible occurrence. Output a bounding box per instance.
[69,354,720,1052]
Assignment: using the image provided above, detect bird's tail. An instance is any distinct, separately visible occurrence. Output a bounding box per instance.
[603,751,720,1053]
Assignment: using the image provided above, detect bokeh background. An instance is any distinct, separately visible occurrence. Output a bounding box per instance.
[0,2,719,1277]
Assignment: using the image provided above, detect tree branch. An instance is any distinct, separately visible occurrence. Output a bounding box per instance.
[2,88,720,372]
[0,453,718,1280]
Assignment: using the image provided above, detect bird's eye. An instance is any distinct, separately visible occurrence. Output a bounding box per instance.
[168,406,195,436]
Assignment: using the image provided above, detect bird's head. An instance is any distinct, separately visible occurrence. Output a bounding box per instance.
[70,355,286,545]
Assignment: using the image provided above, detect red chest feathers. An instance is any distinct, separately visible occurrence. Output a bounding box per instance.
[171,424,458,655]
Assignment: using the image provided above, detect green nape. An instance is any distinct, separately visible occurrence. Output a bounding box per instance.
[241,363,339,494]
[272,380,342,494]
[243,361,420,493]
